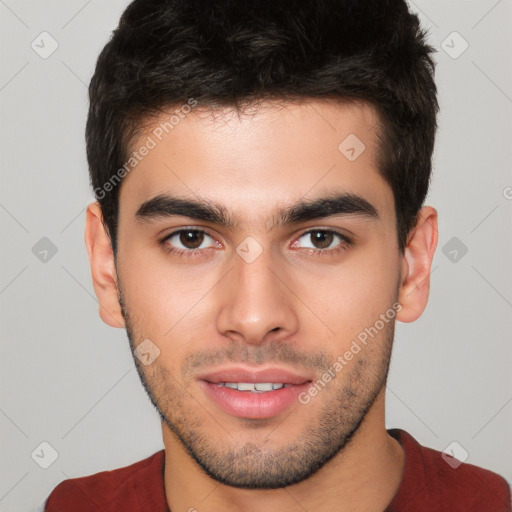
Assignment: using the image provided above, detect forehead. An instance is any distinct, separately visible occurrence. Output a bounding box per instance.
[118,98,394,230]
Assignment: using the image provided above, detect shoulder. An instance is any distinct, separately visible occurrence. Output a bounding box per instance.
[388,429,511,511]
[42,450,165,512]
[421,439,509,499]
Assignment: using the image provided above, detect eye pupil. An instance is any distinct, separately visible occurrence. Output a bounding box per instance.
[180,230,204,249]
[312,231,333,249]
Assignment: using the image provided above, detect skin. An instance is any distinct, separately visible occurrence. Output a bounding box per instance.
[85,98,438,512]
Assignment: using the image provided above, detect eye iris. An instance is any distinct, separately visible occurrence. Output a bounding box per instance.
[180,230,204,249]
[312,231,333,249]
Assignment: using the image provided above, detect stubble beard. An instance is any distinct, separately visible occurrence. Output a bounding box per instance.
[118,282,395,489]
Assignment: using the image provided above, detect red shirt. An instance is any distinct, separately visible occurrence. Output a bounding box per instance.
[43,429,511,511]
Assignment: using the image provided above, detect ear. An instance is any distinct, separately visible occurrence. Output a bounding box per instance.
[396,206,438,323]
[84,202,125,328]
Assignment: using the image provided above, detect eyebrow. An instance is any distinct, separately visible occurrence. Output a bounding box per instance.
[135,192,379,230]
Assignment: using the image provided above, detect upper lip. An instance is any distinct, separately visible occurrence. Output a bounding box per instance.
[197,366,313,385]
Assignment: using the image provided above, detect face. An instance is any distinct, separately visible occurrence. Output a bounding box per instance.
[114,99,404,488]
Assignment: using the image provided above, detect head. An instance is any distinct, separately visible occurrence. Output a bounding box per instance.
[85,0,439,489]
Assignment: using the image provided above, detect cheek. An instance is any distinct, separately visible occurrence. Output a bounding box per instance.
[116,248,223,369]
[118,244,213,319]
[117,224,400,346]
[295,243,400,341]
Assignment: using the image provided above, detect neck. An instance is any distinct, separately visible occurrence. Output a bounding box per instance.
[162,388,404,512]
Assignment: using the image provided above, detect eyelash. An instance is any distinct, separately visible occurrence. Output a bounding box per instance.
[159,228,353,258]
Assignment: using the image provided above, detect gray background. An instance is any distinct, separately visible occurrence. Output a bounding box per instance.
[1,1,511,510]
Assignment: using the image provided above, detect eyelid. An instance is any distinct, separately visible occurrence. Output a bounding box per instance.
[161,227,220,248]
[160,226,353,258]
[290,227,353,249]
[160,226,351,243]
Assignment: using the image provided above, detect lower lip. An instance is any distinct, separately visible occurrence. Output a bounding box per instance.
[200,381,311,419]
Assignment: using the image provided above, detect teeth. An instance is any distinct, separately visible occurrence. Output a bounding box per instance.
[217,382,286,392]
[255,383,274,391]
[237,383,256,391]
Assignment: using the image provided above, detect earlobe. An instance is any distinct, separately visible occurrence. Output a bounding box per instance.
[396,206,438,323]
[84,202,125,328]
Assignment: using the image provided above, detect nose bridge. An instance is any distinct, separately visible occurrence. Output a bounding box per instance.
[215,239,298,344]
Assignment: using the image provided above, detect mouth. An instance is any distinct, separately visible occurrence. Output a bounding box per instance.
[197,367,313,420]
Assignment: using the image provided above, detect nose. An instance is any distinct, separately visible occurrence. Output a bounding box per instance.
[215,243,299,346]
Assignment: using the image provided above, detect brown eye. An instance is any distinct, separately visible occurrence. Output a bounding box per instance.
[163,229,216,252]
[293,229,352,254]
[309,231,334,249]
[179,230,205,249]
